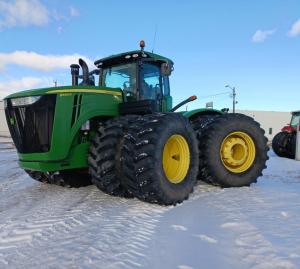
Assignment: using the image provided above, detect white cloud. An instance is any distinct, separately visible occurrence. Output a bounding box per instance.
[0,51,93,72]
[70,6,79,17]
[288,18,300,37]
[0,77,47,98]
[0,0,49,29]
[252,29,276,43]
[0,1,80,30]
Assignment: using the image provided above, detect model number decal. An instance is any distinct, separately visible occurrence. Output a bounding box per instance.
[60,93,72,97]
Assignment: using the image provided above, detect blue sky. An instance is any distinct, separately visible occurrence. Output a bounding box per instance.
[0,0,299,111]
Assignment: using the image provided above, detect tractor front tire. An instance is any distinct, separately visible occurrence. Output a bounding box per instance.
[88,116,138,197]
[272,132,296,159]
[25,169,91,187]
[122,113,199,205]
[198,113,268,187]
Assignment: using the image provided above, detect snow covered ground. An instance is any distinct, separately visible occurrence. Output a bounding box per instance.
[0,143,300,269]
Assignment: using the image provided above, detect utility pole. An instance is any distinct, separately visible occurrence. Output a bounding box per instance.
[54,80,57,87]
[232,87,236,113]
[226,85,238,113]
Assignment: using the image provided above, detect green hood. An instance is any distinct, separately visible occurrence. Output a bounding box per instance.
[4,85,122,99]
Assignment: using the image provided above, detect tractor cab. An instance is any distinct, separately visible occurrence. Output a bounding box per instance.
[71,41,174,114]
[281,110,300,133]
[290,111,300,128]
[95,41,173,103]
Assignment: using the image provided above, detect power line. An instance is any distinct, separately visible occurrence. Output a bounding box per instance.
[197,91,231,99]
[172,91,233,105]
[172,91,231,102]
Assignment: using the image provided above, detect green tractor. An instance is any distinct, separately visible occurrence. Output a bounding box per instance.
[4,41,268,205]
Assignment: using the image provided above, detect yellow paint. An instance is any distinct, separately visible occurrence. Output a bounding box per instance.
[163,134,190,184]
[220,131,256,173]
[47,89,122,96]
[59,93,72,97]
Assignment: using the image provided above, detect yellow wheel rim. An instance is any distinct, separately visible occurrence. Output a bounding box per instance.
[163,135,190,184]
[220,131,256,173]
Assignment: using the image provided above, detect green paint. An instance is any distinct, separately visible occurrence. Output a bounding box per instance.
[182,108,223,118]
[10,117,15,125]
[19,142,89,171]
[163,96,173,112]
[95,50,174,66]
[14,85,122,171]
[4,85,122,99]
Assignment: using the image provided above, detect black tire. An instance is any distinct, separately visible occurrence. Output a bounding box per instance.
[272,132,296,159]
[198,113,268,187]
[122,113,199,205]
[190,113,220,183]
[191,114,220,137]
[286,133,296,158]
[88,115,138,197]
[25,169,91,187]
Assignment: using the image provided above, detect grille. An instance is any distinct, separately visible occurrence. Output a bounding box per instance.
[5,95,57,153]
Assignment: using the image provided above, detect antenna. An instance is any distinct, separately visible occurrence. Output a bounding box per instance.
[152,24,158,53]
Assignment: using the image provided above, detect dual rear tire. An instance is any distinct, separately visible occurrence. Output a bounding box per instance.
[192,113,269,187]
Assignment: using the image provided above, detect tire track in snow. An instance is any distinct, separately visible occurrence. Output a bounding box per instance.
[0,190,169,269]
[0,149,170,268]
[221,221,295,269]
[184,152,300,269]
[153,174,299,269]
[214,186,298,269]
[2,147,300,268]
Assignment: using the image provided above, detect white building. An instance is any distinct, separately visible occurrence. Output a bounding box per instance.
[0,100,292,141]
[0,100,9,137]
[235,110,291,141]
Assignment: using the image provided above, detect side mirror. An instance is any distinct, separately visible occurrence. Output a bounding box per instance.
[161,62,173,76]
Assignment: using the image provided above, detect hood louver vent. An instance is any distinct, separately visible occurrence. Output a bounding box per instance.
[71,94,83,127]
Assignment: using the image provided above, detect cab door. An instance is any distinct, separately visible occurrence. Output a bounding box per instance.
[139,63,163,111]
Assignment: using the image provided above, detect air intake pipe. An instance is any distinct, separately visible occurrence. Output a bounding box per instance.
[79,58,90,86]
[70,64,80,86]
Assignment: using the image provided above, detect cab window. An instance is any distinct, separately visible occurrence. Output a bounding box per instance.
[102,63,137,101]
[140,63,162,100]
[291,113,300,127]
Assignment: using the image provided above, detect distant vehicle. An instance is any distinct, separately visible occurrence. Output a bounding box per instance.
[272,111,300,158]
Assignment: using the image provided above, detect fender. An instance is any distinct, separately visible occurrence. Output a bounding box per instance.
[181,108,223,119]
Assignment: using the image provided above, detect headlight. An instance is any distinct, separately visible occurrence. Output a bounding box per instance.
[11,96,42,107]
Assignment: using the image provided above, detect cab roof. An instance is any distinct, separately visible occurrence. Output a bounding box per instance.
[94,50,174,68]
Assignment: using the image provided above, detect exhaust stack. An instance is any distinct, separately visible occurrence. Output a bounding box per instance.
[70,64,80,86]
